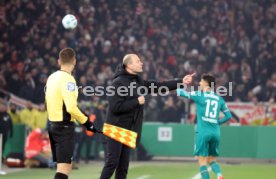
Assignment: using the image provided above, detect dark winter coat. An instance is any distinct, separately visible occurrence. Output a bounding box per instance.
[106,66,182,142]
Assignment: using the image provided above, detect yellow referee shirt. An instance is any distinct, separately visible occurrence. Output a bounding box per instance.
[45,70,87,124]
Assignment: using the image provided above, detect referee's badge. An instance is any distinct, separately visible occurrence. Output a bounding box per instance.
[67,82,75,91]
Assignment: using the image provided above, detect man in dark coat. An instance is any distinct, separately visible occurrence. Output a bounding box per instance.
[100,54,192,179]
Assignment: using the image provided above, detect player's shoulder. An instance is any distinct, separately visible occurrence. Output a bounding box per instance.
[203,91,219,98]
[48,71,75,83]
[59,71,76,82]
[191,90,202,96]
[47,71,59,83]
[48,71,58,79]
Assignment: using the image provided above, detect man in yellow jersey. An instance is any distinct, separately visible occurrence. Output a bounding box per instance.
[45,48,101,179]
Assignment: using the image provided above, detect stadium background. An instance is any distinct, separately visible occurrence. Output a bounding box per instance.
[0,0,276,178]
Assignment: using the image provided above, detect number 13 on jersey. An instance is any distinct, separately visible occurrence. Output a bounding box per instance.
[205,99,218,118]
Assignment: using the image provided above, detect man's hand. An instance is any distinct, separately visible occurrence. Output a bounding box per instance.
[83,119,102,133]
[138,96,145,105]
[183,73,196,85]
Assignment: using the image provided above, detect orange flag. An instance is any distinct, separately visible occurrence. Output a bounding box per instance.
[103,123,138,149]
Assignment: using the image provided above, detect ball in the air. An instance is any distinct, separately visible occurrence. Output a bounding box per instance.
[62,14,78,29]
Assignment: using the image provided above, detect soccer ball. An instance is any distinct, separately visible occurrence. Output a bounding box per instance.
[62,14,78,29]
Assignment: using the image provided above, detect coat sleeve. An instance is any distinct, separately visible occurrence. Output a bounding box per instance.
[143,79,183,94]
[108,81,139,114]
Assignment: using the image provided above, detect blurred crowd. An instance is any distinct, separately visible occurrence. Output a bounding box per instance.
[0,0,276,123]
[6,102,47,129]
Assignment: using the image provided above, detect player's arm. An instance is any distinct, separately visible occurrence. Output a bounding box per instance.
[176,89,200,102]
[61,80,100,132]
[108,81,140,113]
[218,100,232,125]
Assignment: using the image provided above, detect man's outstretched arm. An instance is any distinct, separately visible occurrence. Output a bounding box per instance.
[144,73,196,93]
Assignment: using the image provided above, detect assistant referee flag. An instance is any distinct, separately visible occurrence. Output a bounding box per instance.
[103,123,138,149]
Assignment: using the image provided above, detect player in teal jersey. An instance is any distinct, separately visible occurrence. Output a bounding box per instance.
[177,73,232,179]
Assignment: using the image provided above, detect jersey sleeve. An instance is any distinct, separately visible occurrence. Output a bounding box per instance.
[176,89,200,102]
[61,78,88,124]
[218,99,232,125]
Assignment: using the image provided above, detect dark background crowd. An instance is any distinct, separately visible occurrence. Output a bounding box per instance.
[0,0,276,123]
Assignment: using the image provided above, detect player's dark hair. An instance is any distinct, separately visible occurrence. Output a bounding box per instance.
[59,48,75,64]
[201,73,216,87]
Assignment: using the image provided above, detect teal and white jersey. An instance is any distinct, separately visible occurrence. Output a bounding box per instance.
[177,89,232,134]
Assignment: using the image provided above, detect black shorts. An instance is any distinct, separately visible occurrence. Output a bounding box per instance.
[48,121,75,163]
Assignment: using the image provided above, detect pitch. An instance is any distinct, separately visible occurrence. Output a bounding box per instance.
[2,161,275,179]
